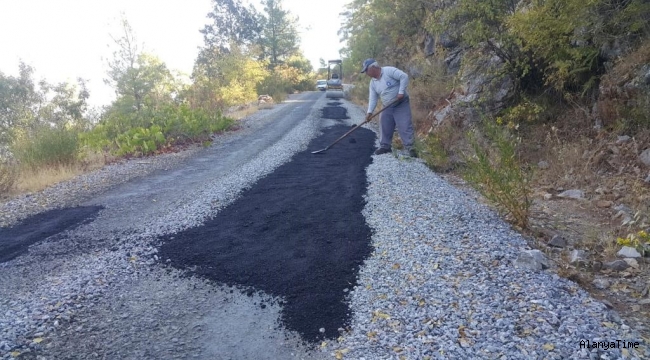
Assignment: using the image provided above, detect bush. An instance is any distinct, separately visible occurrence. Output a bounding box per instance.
[462,120,532,228]
[80,102,235,157]
[12,127,79,168]
[0,160,17,198]
[257,72,289,103]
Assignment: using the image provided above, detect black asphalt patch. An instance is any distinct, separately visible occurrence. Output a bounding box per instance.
[321,106,349,120]
[326,101,342,106]
[0,206,103,263]
[158,119,376,342]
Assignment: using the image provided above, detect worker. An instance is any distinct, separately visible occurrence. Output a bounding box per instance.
[360,58,416,157]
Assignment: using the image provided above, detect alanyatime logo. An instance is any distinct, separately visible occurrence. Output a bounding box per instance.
[579,339,640,350]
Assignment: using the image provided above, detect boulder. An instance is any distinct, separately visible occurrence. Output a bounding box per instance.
[604,259,630,271]
[617,246,642,258]
[569,250,587,265]
[514,250,550,271]
[640,149,650,167]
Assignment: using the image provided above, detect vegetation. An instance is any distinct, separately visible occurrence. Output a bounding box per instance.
[462,120,532,229]
[1,0,316,199]
[341,0,649,230]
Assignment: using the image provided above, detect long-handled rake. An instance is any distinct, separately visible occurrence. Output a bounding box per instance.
[311,99,401,154]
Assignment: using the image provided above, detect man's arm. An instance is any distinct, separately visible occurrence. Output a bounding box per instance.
[367,81,378,116]
[387,67,409,99]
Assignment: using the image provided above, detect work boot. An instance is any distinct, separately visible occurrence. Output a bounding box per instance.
[408,148,418,158]
[374,147,391,155]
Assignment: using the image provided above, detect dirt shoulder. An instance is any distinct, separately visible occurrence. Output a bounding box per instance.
[439,170,650,344]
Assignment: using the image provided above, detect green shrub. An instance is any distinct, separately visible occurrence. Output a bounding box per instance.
[616,91,650,133]
[13,127,79,168]
[462,121,532,228]
[423,128,454,172]
[257,72,289,103]
[80,103,234,157]
[0,160,17,197]
[115,126,166,157]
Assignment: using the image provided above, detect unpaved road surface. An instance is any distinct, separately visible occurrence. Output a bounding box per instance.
[1,92,368,359]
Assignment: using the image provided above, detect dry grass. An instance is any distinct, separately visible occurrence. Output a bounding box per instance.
[578,228,621,259]
[225,104,264,120]
[15,164,85,194]
[5,150,106,199]
[0,161,18,198]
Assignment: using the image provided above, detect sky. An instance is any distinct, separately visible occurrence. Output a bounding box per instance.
[0,0,350,108]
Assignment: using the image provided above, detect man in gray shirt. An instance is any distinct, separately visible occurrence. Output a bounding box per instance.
[361,58,416,157]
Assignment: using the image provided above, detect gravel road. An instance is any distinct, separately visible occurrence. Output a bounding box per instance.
[1,91,648,359]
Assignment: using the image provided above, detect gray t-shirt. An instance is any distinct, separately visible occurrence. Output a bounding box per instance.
[367,66,409,114]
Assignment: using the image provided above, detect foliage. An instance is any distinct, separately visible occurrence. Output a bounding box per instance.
[341,0,427,67]
[196,0,308,107]
[0,160,17,197]
[200,0,262,53]
[496,99,545,129]
[341,0,649,104]
[423,130,452,172]
[0,63,42,145]
[115,125,166,157]
[616,207,650,256]
[462,121,532,228]
[105,18,179,112]
[507,0,602,93]
[81,103,234,157]
[12,126,80,168]
[259,0,300,67]
[192,44,269,108]
[617,230,650,257]
[0,62,90,146]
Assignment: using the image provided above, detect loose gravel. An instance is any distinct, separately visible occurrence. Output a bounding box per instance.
[1,93,648,359]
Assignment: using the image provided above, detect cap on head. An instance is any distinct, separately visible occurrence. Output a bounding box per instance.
[360,58,378,73]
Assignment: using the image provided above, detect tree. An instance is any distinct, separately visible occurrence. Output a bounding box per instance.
[104,17,176,112]
[190,43,268,109]
[39,78,90,129]
[0,63,90,144]
[200,0,262,53]
[258,0,300,67]
[0,63,41,144]
[340,0,426,68]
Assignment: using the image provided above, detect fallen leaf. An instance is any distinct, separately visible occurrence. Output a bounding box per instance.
[393,347,402,353]
[320,341,327,349]
[433,263,439,270]
[392,263,401,270]
[458,325,467,338]
[33,337,43,343]
[602,322,616,328]
[542,343,555,351]
[10,352,20,358]
[372,310,390,320]
[333,348,350,359]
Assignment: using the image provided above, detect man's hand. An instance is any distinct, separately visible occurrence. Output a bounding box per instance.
[365,113,373,121]
[397,94,404,101]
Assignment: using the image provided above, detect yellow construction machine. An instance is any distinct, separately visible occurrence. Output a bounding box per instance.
[325,59,344,99]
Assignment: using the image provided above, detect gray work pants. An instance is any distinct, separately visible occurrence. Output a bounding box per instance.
[379,98,414,150]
